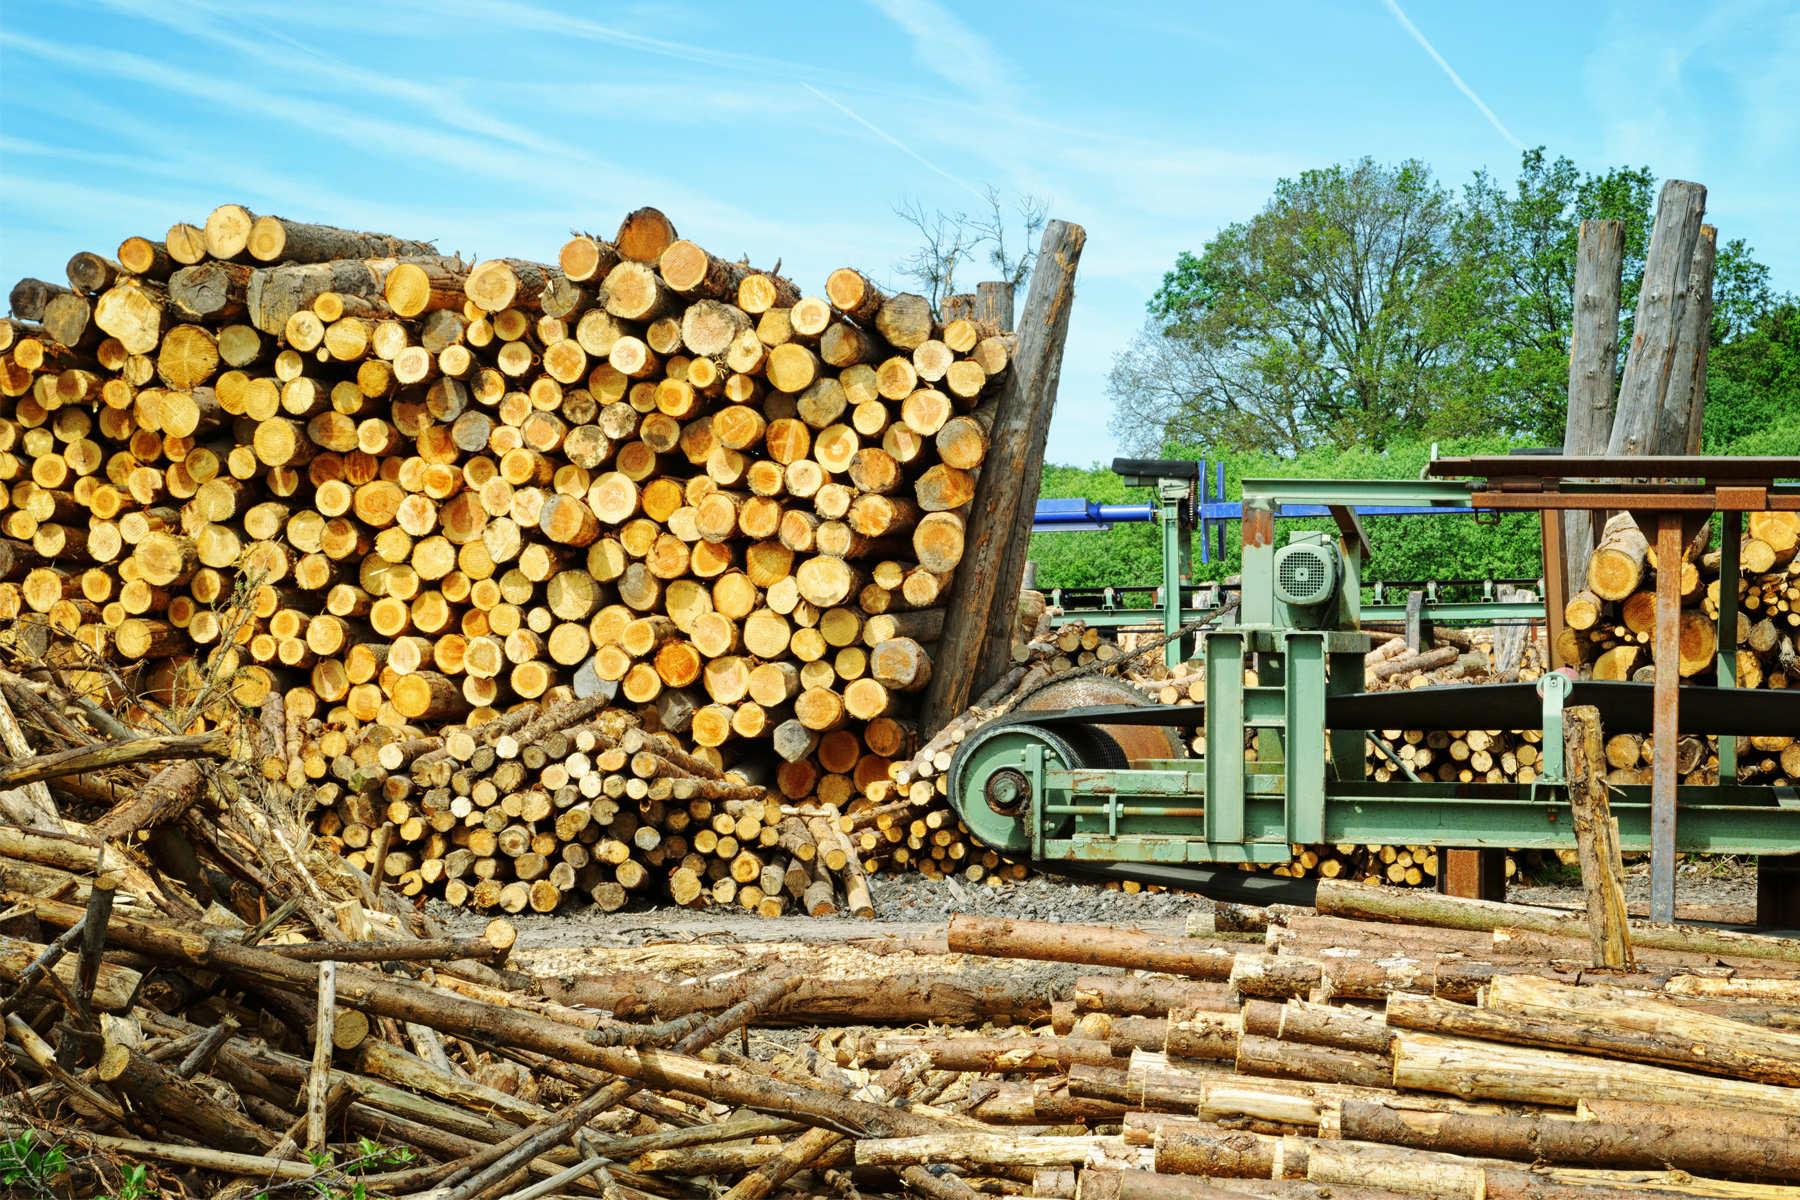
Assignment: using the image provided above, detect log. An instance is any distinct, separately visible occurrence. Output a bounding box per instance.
[1666,224,1716,455]
[1563,704,1631,968]
[1390,1029,1800,1115]
[1606,181,1706,457]
[1334,1098,1800,1181]
[923,223,1084,731]
[947,914,1235,979]
[96,1041,272,1152]
[1586,513,1649,601]
[1314,878,1800,966]
[1561,218,1625,591]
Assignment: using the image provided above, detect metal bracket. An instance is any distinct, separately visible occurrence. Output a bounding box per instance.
[1531,671,1571,800]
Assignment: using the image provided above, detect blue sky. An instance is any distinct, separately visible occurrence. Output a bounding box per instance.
[3,1,1796,466]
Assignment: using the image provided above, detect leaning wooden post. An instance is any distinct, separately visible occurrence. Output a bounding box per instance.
[1560,218,1624,599]
[1605,181,1706,457]
[1564,704,1632,967]
[921,222,1085,734]
[1666,224,1717,455]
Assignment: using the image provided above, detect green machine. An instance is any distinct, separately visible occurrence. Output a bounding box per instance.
[952,470,1800,912]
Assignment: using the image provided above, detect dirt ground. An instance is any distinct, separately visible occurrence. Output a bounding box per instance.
[437,855,1764,952]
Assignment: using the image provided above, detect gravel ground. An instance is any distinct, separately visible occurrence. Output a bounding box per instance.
[436,856,1766,950]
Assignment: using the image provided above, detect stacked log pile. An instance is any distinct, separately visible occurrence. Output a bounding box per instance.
[1564,511,1800,787]
[2,204,1024,910]
[11,763,1800,1200]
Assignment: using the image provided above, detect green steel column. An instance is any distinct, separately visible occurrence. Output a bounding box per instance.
[1285,635,1326,843]
[1159,481,1188,668]
[1241,499,1275,626]
[1205,631,1246,844]
[1717,509,1741,779]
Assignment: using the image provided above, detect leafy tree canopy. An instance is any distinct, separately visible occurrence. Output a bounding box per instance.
[1110,150,1793,457]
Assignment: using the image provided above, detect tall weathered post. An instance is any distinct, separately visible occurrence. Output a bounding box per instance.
[921,222,1085,733]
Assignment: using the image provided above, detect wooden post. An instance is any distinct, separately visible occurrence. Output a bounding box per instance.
[1564,704,1631,967]
[1561,218,1623,589]
[975,281,1016,332]
[921,223,1085,733]
[1606,182,1706,457]
[1666,224,1716,455]
[1650,515,1683,923]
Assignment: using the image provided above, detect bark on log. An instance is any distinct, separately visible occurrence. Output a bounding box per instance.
[923,226,1084,733]
[947,913,1235,979]
[1606,181,1706,457]
[1561,218,1625,594]
[1664,224,1716,456]
[1334,1098,1800,1182]
[1314,878,1800,966]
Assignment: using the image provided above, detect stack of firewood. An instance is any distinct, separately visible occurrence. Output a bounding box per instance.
[1,204,1028,906]
[1564,511,1800,786]
[307,693,875,916]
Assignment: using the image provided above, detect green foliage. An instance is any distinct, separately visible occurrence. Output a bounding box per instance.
[1115,148,1792,456]
[1123,159,1464,453]
[1703,301,1800,453]
[106,1163,156,1200]
[1,1130,68,1197]
[1032,437,1542,591]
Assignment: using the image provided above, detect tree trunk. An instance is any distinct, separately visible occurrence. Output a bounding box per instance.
[1664,224,1716,455]
[1606,181,1706,457]
[923,225,1084,733]
[1561,218,1624,587]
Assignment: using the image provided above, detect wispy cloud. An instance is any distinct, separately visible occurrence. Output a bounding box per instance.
[863,0,1018,109]
[801,83,985,199]
[1382,0,1524,149]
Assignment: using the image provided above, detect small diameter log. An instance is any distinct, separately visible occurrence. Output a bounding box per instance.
[97,1042,272,1152]
[1390,1029,1800,1116]
[1335,1098,1800,1182]
[947,914,1234,979]
[1563,704,1631,968]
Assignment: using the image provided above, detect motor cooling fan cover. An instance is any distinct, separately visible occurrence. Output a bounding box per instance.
[1274,542,1338,607]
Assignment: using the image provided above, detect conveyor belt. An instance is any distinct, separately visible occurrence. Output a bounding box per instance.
[978,681,1800,739]
[1328,681,1800,737]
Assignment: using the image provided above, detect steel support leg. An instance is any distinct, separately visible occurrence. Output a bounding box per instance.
[1541,509,1568,668]
[1439,849,1506,901]
[1649,514,1682,923]
[1716,509,1741,780]
[1757,856,1800,930]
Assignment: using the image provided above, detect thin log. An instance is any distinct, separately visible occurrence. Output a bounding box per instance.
[307,960,336,1153]
[1313,879,1800,966]
[0,731,230,788]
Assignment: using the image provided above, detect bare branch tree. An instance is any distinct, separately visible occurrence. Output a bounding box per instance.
[974,186,1047,288]
[892,197,979,313]
[894,187,1051,313]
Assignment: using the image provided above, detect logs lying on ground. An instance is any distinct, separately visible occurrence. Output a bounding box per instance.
[2,203,1025,907]
[7,682,1799,1200]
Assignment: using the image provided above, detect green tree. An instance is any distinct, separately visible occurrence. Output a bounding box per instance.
[1110,159,1465,456]
[1115,149,1789,457]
